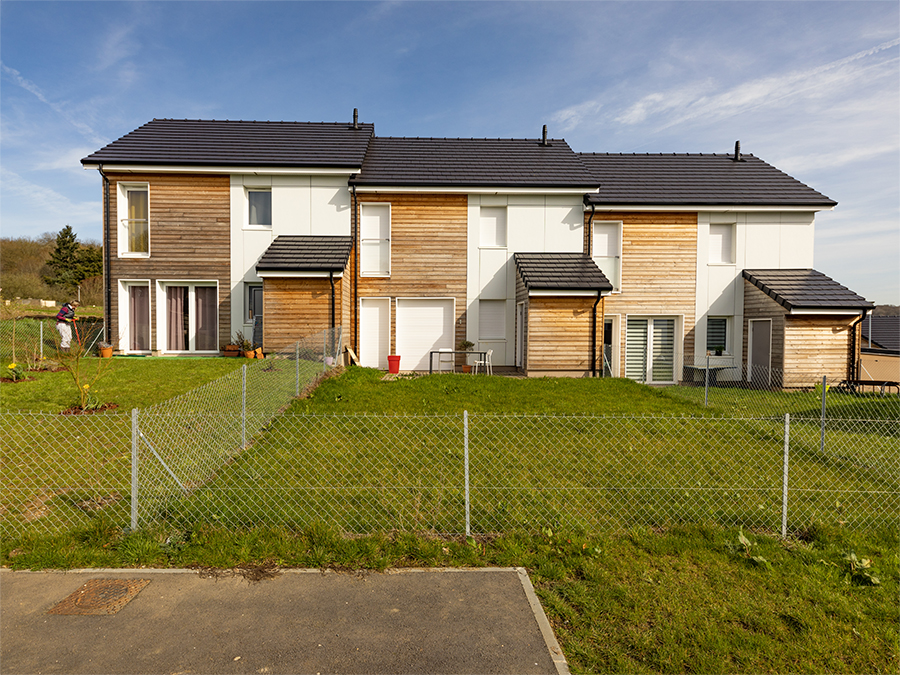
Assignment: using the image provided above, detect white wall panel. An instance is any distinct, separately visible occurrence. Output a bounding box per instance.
[707,267,737,315]
[507,205,545,251]
[544,198,583,252]
[311,177,351,235]
[780,223,815,267]
[743,223,780,268]
[479,249,509,299]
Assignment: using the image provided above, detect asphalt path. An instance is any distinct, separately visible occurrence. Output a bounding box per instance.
[1,567,568,675]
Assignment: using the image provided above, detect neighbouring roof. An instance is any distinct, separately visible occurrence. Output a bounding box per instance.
[256,236,352,273]
[514,253,613,293]
[81,119,375,168]
[742,269,873,312]
[860,316,900,351]
[351,137,599,189]
[580,153,837,207]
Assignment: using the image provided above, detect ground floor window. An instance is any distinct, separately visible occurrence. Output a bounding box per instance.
[160,282,218,352]
[129,285,150,351]
[626,316,676,383]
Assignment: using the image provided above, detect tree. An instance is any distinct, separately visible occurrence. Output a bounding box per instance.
[43,225,81,292]
[42,226,104,296]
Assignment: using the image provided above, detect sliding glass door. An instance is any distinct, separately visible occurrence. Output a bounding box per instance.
[625,316,677,384]
[162,283,218,352]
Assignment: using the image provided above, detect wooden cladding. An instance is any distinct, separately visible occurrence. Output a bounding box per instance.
[587,211,697,376]
[356,193,469,353]
[106,173,231,349]
[526,296,602,372]
[263,277,345,352]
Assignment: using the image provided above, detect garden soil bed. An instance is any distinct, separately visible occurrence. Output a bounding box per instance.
[60,403,120,415]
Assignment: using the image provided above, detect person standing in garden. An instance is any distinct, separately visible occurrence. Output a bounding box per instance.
[56,300,79,350]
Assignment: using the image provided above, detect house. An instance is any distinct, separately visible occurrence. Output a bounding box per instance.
[859,315,900,383]
[81,115,873,385]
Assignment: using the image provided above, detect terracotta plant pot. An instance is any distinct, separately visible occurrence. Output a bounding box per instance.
[243,351,255,359]
[255,348,263,359]
[99,347,113,358]
[462,364,472,374]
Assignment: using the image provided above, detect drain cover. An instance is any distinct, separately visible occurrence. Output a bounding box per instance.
[48,578,150,616]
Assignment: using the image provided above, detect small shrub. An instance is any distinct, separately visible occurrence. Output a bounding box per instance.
[5,362,25,381]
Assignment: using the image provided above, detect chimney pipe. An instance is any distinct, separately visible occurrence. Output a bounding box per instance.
[733,140,741,162]
[353,108,359,129]
[542,125,548,146]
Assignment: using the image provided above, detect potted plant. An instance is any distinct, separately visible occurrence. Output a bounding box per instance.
[711,345,725,357]
[457,340,475,373]
[223,342,241,357]
[233,331,255,358]
[98,341,113,358]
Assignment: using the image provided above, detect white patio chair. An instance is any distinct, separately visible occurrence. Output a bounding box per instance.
[438,348,454,374]
[473,349,493,375]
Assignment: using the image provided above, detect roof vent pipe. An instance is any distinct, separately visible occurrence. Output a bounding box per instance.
[733,140,741,162]
[541,125,548,146]
[353,108,359,129]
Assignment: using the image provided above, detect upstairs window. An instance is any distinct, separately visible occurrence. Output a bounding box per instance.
[480,207,507,247]
[360,203,391,276]
[119,184,149,257]
[593,221,621,291]
[709,224,734,264]
[248,189,272,227]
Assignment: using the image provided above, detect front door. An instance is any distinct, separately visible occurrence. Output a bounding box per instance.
[359,298,390,369]
[748,319,772,387]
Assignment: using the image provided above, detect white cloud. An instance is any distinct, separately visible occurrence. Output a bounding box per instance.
[0,168,99,236]
[0,63,109,147]
[551,100,603,132]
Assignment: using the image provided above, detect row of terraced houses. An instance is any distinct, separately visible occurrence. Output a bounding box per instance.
[81,112,874,386]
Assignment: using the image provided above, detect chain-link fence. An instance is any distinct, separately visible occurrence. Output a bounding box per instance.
[1,315,105,365]
[4,408,895,539]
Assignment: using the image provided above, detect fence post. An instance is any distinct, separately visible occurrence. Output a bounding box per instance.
[704,351,710,407]
[131,408,139,530]
[782,413,790,538]
[40,321,43,360]
[820,375,827,457]
[295,341,300,397]
[323,331,327,373]
[464,410,471,537]
[242,364,247,449]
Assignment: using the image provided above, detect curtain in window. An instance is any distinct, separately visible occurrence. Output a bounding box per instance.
[127,189,149,253]
[129,285,150,351]
[166,286,188,351]
[248,191,271,226]
[195,287,217,351]
[626,318,648,382]
[651,319,675,382]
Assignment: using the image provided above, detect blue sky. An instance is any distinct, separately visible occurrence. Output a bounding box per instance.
[2,1,898,303]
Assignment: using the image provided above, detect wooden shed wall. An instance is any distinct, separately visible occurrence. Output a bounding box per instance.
[105,173,231,349]
[585,211,697,376]
[525,296,602,373]
[784,316,855,385]
[742,280,787,375]
[356,194,468,354]
[262,277,345,353]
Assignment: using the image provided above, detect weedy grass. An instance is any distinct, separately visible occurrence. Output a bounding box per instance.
[2,521,896,674]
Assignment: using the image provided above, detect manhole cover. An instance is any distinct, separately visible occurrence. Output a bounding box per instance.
[48,578,151,615]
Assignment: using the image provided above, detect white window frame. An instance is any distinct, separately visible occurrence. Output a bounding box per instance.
[246,188,272,229]
[360,203,391,277]
[593,220,622,292]
[708,223,735,265]
[603,314,620,377]
[117,182,150,258]
[245,282,263,325]
[117,279,152,353]
[625,314,680,385]
[156,280,219,354]
[706,316,732,355]
[479,206,508,248]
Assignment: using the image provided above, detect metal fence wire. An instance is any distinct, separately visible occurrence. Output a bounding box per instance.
[1,352,897,539]
[0,316,105,364]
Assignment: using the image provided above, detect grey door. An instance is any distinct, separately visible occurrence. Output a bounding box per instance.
[749,319,772,387]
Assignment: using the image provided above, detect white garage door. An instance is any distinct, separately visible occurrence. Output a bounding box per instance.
[396,298,455,371]
[359,298,390,369]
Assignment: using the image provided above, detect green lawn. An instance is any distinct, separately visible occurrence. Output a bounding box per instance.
[2,364,897,674]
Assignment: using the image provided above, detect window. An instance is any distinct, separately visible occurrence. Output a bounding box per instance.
[480,207,507,247]
[593,221,621,291]
[160,283,218,352]
[119,184,149,256]
[706,316,730,354]
[479,300,506,339]
[245,283,263,324]
[360,203,390,276]
[709,224,734,264]
[626,316,676,384]
[129,285,150,351]
[248,189,272,227]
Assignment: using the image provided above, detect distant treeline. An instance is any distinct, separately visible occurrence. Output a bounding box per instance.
[1,227,103,306]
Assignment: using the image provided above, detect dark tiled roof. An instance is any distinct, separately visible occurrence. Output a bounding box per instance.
[256,236,352,273]
[81,119,374,168]
[351,137,599,188]
[742,269,873,311]
[580,153,836,207]
[515,253,612,293]
[861,316,900,351]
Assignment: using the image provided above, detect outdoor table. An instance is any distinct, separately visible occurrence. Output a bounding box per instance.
[428,350,487,374]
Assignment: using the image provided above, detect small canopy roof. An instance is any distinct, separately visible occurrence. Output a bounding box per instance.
[742,269,873,313]
[514,253,613,294]
[256,236,352,275]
